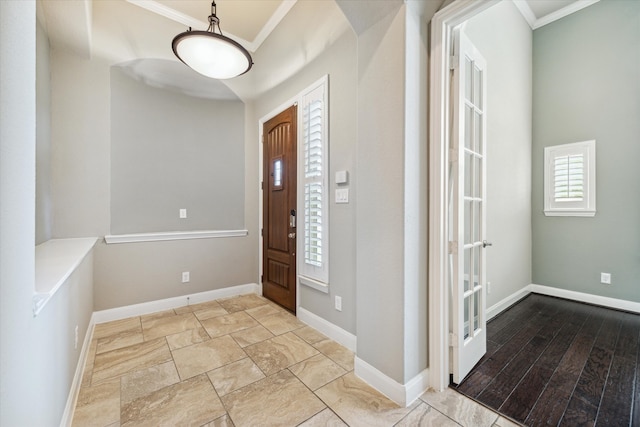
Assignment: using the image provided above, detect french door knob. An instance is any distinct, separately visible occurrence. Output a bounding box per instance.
[482,240,492,248]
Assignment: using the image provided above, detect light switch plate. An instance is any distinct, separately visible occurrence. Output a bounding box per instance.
[179,209,187,219]
[335,188,349,204]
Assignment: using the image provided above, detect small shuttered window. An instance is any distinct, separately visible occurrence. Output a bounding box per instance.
[299,76,329,288]
[544,140,596,217]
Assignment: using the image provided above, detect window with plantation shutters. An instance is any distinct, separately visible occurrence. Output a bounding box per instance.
[544,140,596,217]
[298,76,329,290]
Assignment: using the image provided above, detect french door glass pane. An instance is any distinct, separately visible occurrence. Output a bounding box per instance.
[464,296,470,339]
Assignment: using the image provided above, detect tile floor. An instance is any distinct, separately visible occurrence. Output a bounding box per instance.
[72,293,517,426]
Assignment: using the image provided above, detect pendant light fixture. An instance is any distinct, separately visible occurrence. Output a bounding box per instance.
[172,1,253,80]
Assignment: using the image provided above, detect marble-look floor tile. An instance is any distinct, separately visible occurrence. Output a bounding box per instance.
[120,361,180,404]
[221,370,325,427]
[494,416,523,427]
[313,339,355,371]
[72,379,120,427]
[81,338,98,387]
[245,303,281,321]
[230,325,274,348]
[121,374,225,427]
[172,335,246,380]
[140,309,176,322]
[94,317,141,340]
[165,326,210,350]
[207,357,265,396]
[92,338,172,384]
[200,311,259,338]
[289,353,347,390]
[256,311,306,335]
[217,293,269,313]
[294,325,328,345]
[419,388,498,427]
[141,312,200,341]
[395,402,461,427]
[203,414,235,427]
[315,372,418,427]
[245,332,319,376]
[298,408,347,426]
[193,303,230,321]
[174,300,226,314]
[96,329,144,355]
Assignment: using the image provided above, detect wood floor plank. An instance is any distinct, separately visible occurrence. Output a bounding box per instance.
[477,335,551,409]
[498,364,553,423]
[457,319,549,397]
[615,313,640,361]
[559,395,598,427]
[525,330,597,427]
[595,355,635,426]
[455,295,640,427]
[499,320,583,422]
[572,346,613,408]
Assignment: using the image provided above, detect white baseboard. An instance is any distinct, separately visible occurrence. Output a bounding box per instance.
[59,322,95,427]
[297,307,356,352]
[354,357,429,407]
[92,283,260,324]
[530,284,640,314]
[487,286,531,321]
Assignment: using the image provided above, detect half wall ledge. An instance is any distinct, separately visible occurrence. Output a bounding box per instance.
[104,229,249,244]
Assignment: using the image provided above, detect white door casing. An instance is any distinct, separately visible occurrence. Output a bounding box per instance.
[449,29,488,384]
[428,0,497,392]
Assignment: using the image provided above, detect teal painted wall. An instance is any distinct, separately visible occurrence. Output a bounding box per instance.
[532,0,640,302]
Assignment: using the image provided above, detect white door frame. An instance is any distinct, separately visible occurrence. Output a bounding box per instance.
[428,0,499,392]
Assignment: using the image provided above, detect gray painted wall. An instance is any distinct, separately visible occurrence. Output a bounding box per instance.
[532,0,640,302]
[110,68,245,234]
[50,47,259,311]
[465,1,533,308]
[252,26,358,335]
[36,20,53,245]
[355,5,407,384]
[51,49,111,238]
[1,3,94,425]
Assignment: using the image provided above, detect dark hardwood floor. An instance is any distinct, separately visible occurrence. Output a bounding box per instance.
[454,293,640,426]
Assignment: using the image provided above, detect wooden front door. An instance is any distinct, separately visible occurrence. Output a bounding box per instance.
[262,105,297,312]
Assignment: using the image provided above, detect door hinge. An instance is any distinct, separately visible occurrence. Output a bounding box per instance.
[261,181,264,190]
[261,275,264,283]
[449,332,457,347]
[449,55,458,70]
[449,148,458,163]
[448,241,457,254]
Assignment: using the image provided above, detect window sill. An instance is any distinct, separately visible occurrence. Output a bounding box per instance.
[104,229,248,244]
[299,275,329,293]
[33,237,98,316]
[544,210,596,217]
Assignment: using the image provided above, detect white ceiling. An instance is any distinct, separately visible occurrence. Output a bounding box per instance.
[37,0,600,100]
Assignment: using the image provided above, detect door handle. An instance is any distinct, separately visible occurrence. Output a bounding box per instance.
[288,233,296,239]
[482,240,492,248]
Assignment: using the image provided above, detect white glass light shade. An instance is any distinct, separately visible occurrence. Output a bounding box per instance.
[172,31,253,80]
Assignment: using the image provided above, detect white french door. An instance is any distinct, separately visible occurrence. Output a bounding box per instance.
[449,29,488,384]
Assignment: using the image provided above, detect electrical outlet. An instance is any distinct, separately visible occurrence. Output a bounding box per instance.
[182,271,190,283]
[74,325,79,350]
[179,208,187,219]
[487,282,491,294]
[600,272,611,285]
[335,296,342,311]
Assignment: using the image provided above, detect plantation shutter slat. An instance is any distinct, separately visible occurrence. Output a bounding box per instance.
[300,80,328,283]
